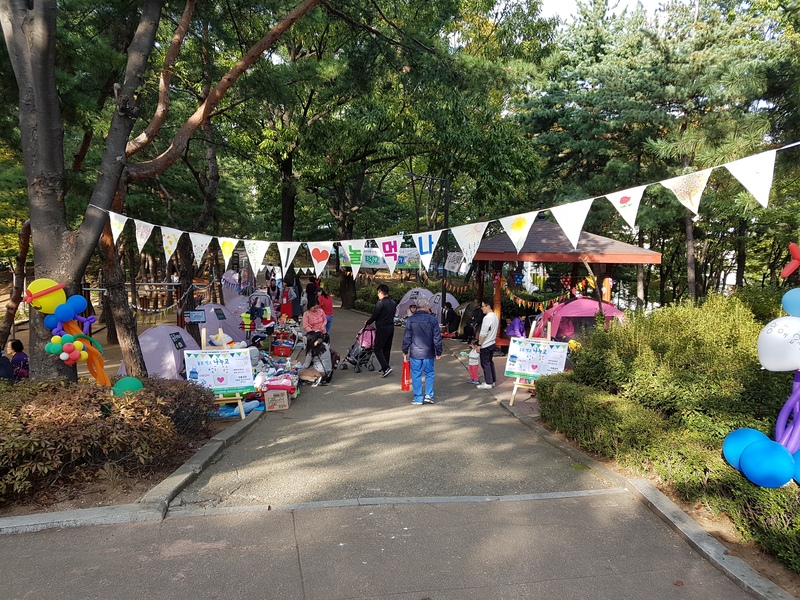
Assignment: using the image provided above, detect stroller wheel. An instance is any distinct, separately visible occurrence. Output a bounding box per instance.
[354,365,361,373]
[339,363,348,370]
[367,363,375,371]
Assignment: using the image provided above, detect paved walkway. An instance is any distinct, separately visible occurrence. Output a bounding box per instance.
[1,304,794,599]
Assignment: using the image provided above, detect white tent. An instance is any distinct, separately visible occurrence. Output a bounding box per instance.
[428,292,460,318]
[195,303,246,343]
[395,288,433,317]
[118,325,200,379]
[225,295,250,319]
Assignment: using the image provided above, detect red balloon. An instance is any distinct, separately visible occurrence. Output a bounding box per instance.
[62,343,75,353]
[69,350,81,361]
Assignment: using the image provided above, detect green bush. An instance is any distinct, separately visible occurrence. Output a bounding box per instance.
[536,293,800,573]
[732,285,785,324]
[0,378,215,500]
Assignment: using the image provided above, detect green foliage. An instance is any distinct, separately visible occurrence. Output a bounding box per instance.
[732,285,786,324]
[0,378,215,500]
[536,294,800,572]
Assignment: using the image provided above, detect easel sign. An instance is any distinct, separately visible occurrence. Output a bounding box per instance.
[505,337,569,405]
[184,348,254,395]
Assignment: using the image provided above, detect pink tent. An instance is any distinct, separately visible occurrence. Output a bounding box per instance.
[532,297,624,341]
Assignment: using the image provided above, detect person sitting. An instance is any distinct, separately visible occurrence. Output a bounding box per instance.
[297,332,333,386]
[504,316,526,339]
[443,302,460,334]
[9,339,29,381]
[302,303,327,334]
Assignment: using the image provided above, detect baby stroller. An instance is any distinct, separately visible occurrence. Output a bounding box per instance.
[342,325,376,372]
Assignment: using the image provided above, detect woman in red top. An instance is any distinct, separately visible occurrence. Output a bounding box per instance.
[317,288,334,335]
[280,287,294,318]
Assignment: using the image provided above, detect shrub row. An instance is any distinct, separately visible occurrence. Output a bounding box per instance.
[535,294,800,573]
[0,378,215,500]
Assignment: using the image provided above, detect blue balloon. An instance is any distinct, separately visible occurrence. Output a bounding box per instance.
[739,440,795,488]
[66,295,88,314]
[782,288,800,317]
[43,314,59,330]
[795,450,800,484]
[54,304,76,323]
[723,428,769,470]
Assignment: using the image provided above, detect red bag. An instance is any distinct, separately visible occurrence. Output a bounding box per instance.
[401,359,411,391]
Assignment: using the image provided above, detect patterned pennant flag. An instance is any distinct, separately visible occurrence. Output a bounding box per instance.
[160,226,183,265]
[660,169,713,215]
[276,241,302,273]
[725,150,776,208]
[549,198,595,249]
[450,222,489,265]
[341,239,367,277]
[217,237,240,268]
[413,230,443,270]
[604,185,648,229]
[189,233,213,267]
[498,211,539,253]
[134,219,155,253]
[109,211,128,245]
[307,242,334,277]
[375,235,406,276]
[244,240,271,274]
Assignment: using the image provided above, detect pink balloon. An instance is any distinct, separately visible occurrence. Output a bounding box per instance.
[62,343,75,353]
[69,350,81,361]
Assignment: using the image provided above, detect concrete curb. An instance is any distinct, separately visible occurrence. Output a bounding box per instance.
[494,390,794,600]
[0,409,264,535]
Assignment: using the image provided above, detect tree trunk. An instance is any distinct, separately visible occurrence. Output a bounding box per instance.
[177,235,201,346]
[684,211,697,302]
[339,271,356,309]
[280,153,296,241]
[0,220,30,349]
[735,217,747,287]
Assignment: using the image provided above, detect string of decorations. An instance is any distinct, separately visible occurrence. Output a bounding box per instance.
[503,278,594,312]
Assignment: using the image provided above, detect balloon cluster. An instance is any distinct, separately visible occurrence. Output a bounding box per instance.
[24,278,110,387]
[723,244,800,488]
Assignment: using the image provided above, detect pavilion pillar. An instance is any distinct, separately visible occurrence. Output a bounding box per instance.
[493,261,503,320]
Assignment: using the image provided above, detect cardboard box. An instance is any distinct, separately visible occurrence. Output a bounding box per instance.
[263,390,291,411]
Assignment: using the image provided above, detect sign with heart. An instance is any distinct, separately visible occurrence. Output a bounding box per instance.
[308,242,334,277]
[184,349,254,395]
[503,338,569,380]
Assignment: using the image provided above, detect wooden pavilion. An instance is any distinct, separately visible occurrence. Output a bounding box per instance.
[471,219,662,324]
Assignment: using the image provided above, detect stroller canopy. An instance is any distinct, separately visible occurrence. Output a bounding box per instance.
[532,297,624,341]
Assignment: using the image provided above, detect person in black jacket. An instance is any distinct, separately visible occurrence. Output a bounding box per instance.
[365,284,397,377]
[443,301,460,334]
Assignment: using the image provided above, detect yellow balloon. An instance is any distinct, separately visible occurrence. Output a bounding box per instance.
[79,351,89,362]
[73,340,84,351]
[25,278,67,314]
[50,335,63,344]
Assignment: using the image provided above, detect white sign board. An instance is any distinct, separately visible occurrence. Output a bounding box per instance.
[184,348,254,395]
[504,337,569,380]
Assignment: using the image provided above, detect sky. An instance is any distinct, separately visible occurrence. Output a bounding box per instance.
[539,0,662,21]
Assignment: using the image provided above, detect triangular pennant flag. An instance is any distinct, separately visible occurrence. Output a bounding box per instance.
[109,211,128,245]
[660,169,713,215]
[413,230,443,270]
[244,240,271,274]
[725,150,776,208]
[375,235,406,276]
[498,211,539,253]
[549,198,595,249]
[604,185,647,229]
[217,237,240,268]
[341,239,367,278]
[307,242,334,277]
[189,233,213,268]
[276,241,302,273]
[134,220,155,253]
[160,226,183,266]
[450,222,488,265]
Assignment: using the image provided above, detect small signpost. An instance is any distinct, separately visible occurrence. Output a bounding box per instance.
[504,335,569,406]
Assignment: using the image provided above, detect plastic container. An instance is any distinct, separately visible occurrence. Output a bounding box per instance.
[272,343,293,357]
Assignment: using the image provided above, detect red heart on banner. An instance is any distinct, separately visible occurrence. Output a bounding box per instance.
[311,248,330,263]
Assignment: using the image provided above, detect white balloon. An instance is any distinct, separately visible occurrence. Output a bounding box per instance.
[757,317,800,371]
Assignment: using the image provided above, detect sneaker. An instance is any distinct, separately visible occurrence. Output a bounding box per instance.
[476,382,494,390]
[382,366,393,378]
[312,377,322,387]
[468,379,480,384]
[411,400,423,405]
[423,395,435,404]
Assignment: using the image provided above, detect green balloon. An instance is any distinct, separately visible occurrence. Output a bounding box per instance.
[113,376,144,396]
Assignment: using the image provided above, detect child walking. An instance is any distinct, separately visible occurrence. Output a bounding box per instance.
[468,340,481,384]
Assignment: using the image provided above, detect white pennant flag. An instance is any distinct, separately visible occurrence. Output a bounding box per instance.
[549,198,595,249]
[244,240,271,274]
[450,222,488,265]
[661,169,713,215]
[109,211,128,245]
[276,241,302,273]
[307,242,334,277]
[605,185,648,229]
[160,226,183,265]
[413,230,443,270]
[725,151,776,208]
[375,235,406,276]
[217,237,240,268]
[134,220,155,253]
[189,233,213,267]
[498,211,539,253]
[341,239,367,278]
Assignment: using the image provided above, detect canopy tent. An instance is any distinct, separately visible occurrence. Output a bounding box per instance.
[194,303,246,343]
[118,325,200,379]
[472,219,662,321]
[532,297,624,341]
[395,288,433,317]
